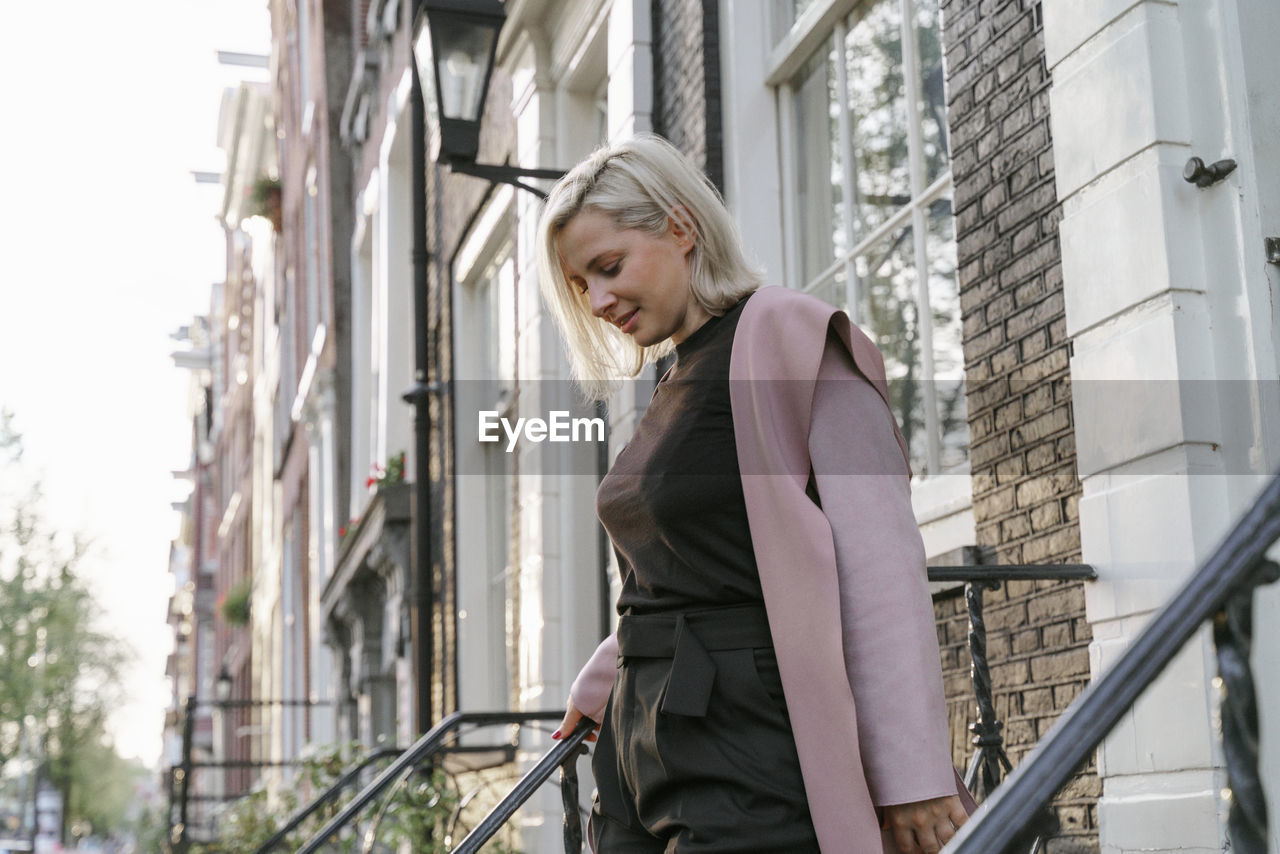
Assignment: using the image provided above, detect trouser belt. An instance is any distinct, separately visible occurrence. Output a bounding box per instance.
[616,604,773,718]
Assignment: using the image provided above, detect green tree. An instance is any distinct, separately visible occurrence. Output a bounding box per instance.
[0,411,135,841]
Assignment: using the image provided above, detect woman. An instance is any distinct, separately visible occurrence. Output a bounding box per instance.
[537,134,970,854]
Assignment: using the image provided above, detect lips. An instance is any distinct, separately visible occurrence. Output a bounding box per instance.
[615,309,639,333]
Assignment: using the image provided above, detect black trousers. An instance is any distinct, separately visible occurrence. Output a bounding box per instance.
[589,606,821,853]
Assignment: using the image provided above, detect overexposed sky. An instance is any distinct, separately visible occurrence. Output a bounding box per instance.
[0,1,270,766]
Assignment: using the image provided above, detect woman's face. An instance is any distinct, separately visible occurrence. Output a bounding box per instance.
[556,208,709,347]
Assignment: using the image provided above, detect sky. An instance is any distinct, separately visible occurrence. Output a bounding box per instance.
[0,1,271,767]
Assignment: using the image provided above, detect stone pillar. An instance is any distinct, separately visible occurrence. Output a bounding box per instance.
[1045,1,1280,851]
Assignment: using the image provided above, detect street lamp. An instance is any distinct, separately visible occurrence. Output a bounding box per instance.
[412,0,565,197]
[215,666,233,703]
[413,0,502,162]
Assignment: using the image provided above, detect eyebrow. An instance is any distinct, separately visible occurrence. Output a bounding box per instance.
[585,251,620,272]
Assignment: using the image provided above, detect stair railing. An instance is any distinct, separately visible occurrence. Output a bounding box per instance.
[293,710,573,854]
[253,745,402,853]
[928,563,1096,803]
[947,474,1280,853]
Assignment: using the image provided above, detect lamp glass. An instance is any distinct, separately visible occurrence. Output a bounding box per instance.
[430,15,497,123]
[215,669,232,703]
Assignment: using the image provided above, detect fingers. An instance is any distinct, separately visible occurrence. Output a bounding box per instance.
[890,822,917,854]
[885,796,965,854]
[554,703,581,739]
[891,823,943,854]
[553,697,599,741]
[890,824,945,854]
[916,825,945,854]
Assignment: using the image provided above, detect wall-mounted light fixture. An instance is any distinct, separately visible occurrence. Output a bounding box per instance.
[412,0,565,198]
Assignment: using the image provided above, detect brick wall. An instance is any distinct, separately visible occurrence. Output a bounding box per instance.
[940,0,1096,850]
[652,0,723,191]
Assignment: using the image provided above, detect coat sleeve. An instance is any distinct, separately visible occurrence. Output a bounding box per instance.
[569,632,618,722]
[808,328,955,807]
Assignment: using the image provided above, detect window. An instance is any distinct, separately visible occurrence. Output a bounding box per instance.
[774,0,966,477]
[478,250,515,710]
[453,229,516,711]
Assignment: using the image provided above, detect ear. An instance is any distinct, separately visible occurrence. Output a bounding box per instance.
[667,206,697,253]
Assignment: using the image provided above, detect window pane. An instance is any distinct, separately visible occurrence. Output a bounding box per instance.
[914,0,950,184]
[772,0,817,44]
[846,0,911,239]
[855,225,927,472]
[925,196,968,471]
[793,39,844,285]
[804,263,849,317]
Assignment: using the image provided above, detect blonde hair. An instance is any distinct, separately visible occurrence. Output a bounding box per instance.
[537,133,763,400]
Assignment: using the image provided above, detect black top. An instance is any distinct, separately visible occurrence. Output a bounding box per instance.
[595,295,761,615]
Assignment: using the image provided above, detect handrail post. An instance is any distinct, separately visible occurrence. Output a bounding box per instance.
[560,741,588,854]
[173,694,195,853]
[1213,559,1279,854]
[964,579,1010,798]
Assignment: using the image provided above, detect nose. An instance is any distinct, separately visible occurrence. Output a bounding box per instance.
[586,279,617,319]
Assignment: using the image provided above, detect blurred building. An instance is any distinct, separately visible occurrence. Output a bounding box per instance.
[165,314,219,839]
[167,1,1280,852]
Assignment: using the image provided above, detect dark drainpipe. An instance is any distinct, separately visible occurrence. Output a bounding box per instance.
[404,56,434,736]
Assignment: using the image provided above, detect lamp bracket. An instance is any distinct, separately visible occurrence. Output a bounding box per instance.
[446,159,566,199]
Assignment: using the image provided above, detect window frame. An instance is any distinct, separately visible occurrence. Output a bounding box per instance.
[451,192,518,712]
[770,0,962,479]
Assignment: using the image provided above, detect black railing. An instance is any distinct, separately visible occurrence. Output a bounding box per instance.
[168,696,331,850]
[253,745,402,853]
[294,710,574,854]
[927,564,1096,802]
[449,719,594,854]
[947,474,1280,853]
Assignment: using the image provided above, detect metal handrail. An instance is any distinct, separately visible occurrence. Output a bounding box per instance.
[926,564,1096,583]
[929,561,1095,853]
[948,473,1280,853]
[450,719,595,854]
[928,563,1096,796]
[295,710,563,854]
[253,745,402,853]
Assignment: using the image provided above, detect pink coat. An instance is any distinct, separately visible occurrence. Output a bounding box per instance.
[571,287,958,852]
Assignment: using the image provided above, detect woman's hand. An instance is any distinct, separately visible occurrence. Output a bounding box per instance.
[552,696,599,742]
[882,794,968,854]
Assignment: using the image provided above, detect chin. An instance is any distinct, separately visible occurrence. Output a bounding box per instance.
[633,329,670,347]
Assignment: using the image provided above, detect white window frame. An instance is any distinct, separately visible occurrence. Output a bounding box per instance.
[452,188,518,713]
[769,0,961,481]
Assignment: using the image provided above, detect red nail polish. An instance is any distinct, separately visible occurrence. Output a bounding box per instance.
[552,729,562,739]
